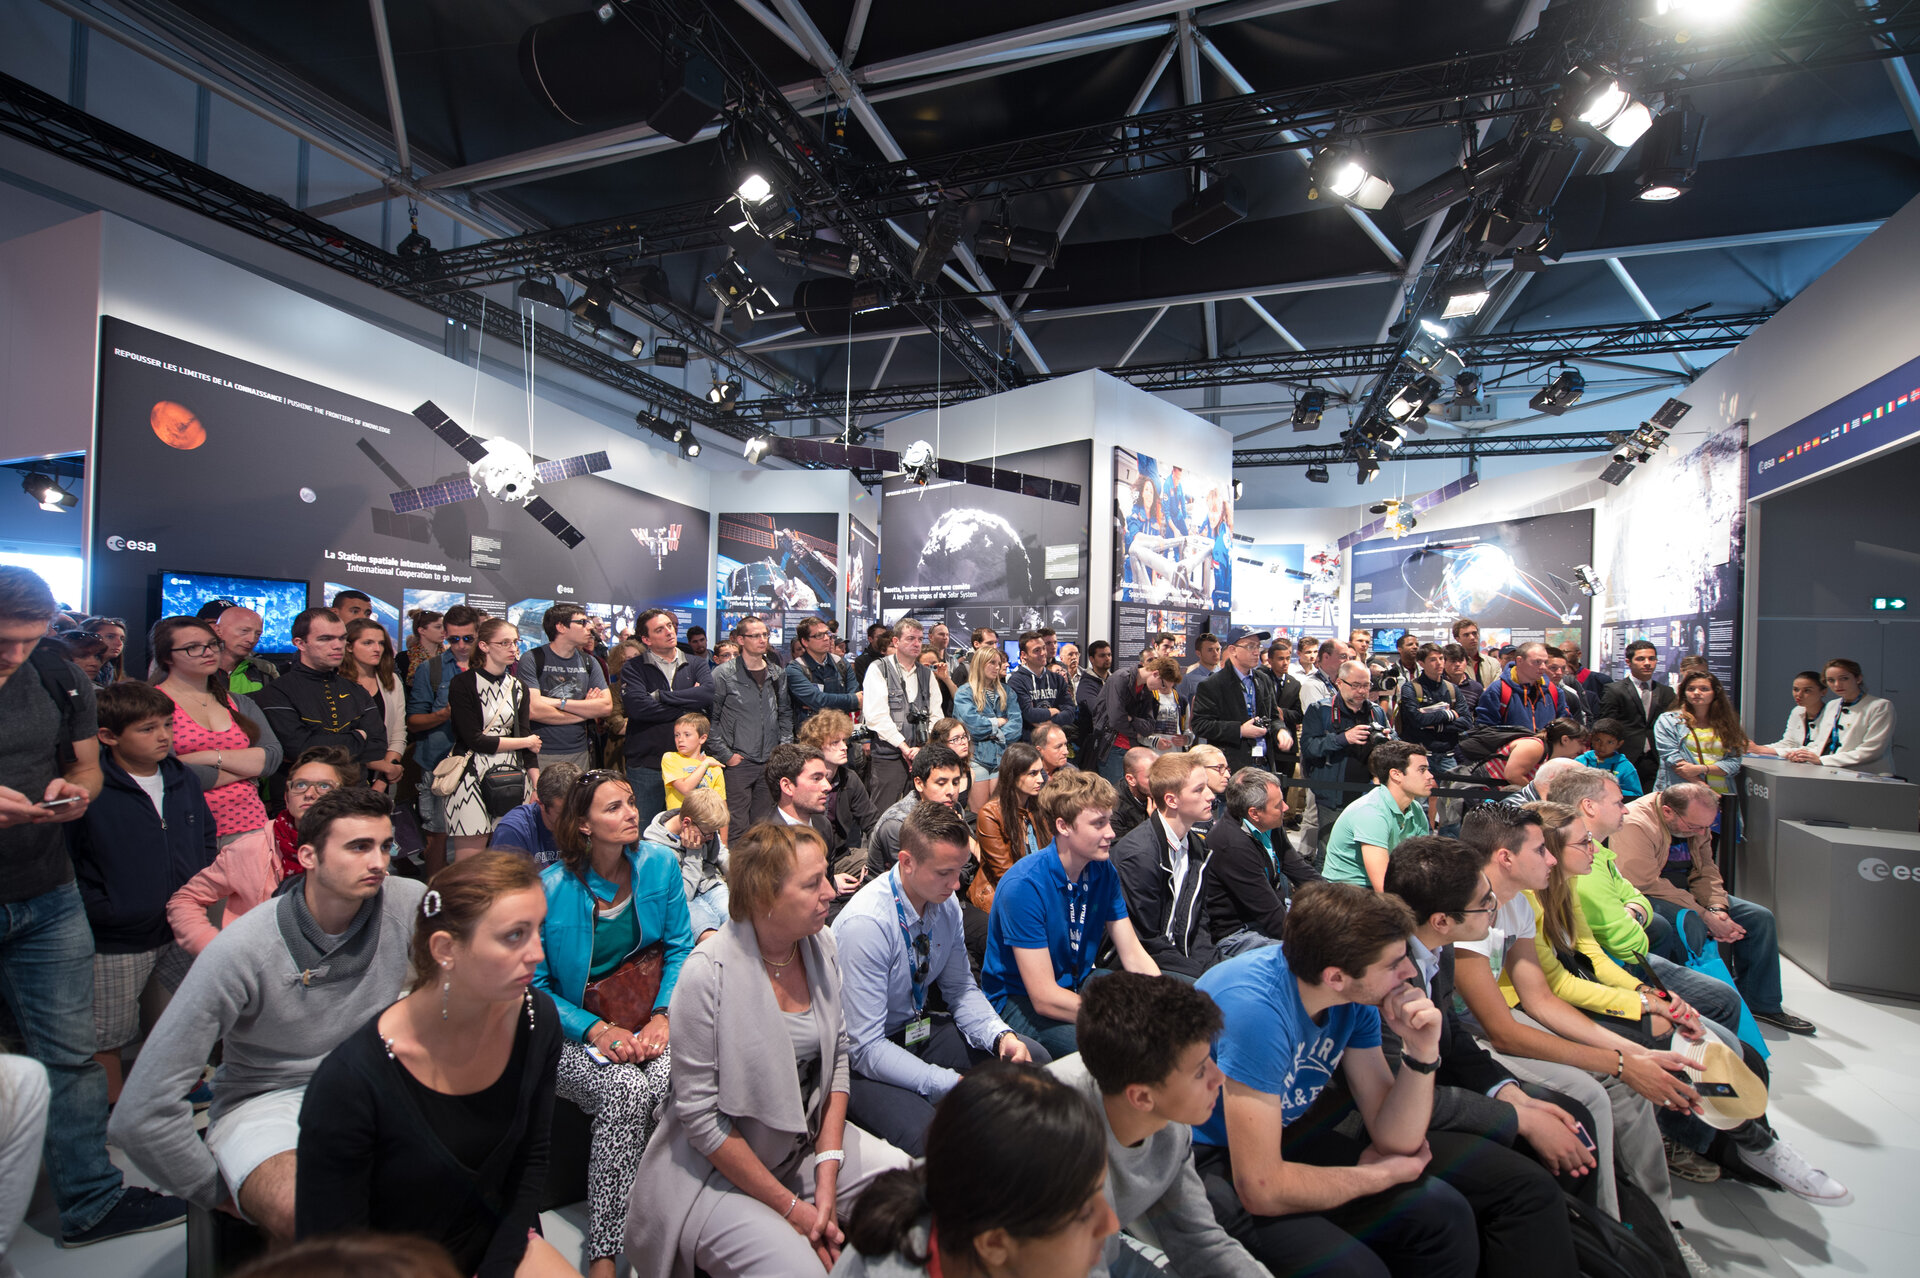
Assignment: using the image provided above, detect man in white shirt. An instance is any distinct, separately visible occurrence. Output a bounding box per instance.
[832,801,1038,1156]
[860,618,935,809]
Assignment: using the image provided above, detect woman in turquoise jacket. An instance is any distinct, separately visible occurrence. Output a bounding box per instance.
[534,770,696,1278]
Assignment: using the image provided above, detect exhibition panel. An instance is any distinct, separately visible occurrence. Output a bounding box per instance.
[846,516,879,641]
[713,510,839,644]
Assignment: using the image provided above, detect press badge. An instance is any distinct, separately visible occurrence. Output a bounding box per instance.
[904,1016,932,1046]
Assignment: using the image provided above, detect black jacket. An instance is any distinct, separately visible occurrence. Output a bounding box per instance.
[1202,817,1320,943]
[1252,666,1304,772]
[70,754,217,952]
[1111,788,1151,842]
[1190,663,1281,773]
[1091,665,1161,771]
[1597,678,1676,769]
[1111,817,1216,977]
[254,660,386,772]
[618,649,715,771]
[1379,944,1524,1143]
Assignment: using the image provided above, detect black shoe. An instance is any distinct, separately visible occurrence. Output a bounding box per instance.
[59,1186,189,1247]
[1754,1009,1817,1035]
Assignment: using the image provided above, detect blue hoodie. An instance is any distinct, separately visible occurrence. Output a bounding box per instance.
[70,753,217,952]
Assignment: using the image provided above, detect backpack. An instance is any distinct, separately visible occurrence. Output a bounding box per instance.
[1611,1171,1688,1278]
[31,645,87,770]
[1497,674,1563,722]
[1565,1190,1664,1278]
[1455,724,1534,768]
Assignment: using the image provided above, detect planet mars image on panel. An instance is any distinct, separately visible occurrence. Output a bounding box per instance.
[151,401,206,450]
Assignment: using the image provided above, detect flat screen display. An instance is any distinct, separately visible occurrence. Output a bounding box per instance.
[157,570,309,653]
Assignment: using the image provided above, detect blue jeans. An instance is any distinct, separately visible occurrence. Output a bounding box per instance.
[1097,748,1126,787]
[1649,895,1783,1015]
[996,993,1082,1060]
[626,765,667,829]
[0,881,124,1234]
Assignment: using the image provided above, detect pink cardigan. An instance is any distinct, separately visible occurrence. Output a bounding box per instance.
[167,826,283,955]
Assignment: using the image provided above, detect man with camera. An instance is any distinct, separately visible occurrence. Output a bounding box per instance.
[862,618,937,808]
[1191,628,1292,773]
[1300,660,1393,867]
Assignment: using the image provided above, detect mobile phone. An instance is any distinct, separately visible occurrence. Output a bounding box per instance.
[1574,1122,1597,1155]
[37,795,82,809]
[583,1044,612,1066]
[1695,1081,1740,1099]
[1635,955,1671,998]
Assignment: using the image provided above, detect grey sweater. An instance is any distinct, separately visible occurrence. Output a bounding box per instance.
[1049,1054,1268,1278]
[107,877,425,1207]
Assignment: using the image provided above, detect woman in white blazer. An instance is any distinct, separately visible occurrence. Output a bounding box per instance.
[1782,659,1896,774]
[1754,670,1826,756]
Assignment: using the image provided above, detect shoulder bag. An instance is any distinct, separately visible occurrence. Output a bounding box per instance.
[582,937,666,1032]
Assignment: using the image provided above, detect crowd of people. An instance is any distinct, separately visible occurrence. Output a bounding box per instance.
[0,559,1891,1277]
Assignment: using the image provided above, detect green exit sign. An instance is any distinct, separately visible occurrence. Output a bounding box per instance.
[1873,597,1909,611]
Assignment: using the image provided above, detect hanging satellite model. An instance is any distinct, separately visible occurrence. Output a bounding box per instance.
[389,401,612,548]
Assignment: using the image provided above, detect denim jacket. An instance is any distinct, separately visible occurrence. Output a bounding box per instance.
[953,683,1022,770]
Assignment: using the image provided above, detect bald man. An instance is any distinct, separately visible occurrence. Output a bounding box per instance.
[215,607,279,696]
[1297,660,1391,868]
[1112,745,1158,841]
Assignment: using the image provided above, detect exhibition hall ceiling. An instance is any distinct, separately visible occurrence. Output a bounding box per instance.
[17,0,1920,502]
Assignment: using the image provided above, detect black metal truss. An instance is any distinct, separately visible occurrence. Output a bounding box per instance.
[1234,431,1628,468]
[0,68,749,432]
[845,0,1920,208]
[726,309,1772,423]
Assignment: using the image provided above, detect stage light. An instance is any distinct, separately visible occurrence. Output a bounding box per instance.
[1292,387,1328,430]
[912,202,967,285]
[639,411,702,459]
[1418,318,1453,342]
[680,436,701,459]
[1231,478,1244,502]
[743,434,773,465]
[20,472,76,512]
[1643,0,1743,27]
[1634,102,1705,202]
[1385,376,1443,423]
[1561,65,1654,148]
[736,171,776,206]
[517,275,569,310]
[1441,275,1491,319]
[1306,464,1331,484]
[1450,370,1483,408]
[707,379,742,411]
[771,235,860,276]
[1356,457,1381,484]
[1529,368,1586,415]
[648,345,689,369]
[705,257,777,316]
[1308,147,1393,210]
[974,221,1059,268]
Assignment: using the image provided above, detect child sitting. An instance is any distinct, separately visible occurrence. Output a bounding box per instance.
[641,787,730,942]
[167,746,358,955]
[660,711,726,811]
[1574,717,1644,800]
[72,682,217,1098]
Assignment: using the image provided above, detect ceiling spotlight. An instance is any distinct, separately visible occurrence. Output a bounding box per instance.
[771,234,860,277]
[736,171,776,206]
[1642,0,1744,28]
[912,202,967,285]
[743,434,774,465]
[1309,147,1394,210]
[1292,387,1329,430]
[566,276,645,355]
[648,345,689,369]
[517,275,569,310]
[726,173,800,239]
[974,221,1060,268]
[1386,376,1443,423]
[1529,367,1586,415]
[1561,65,1655,148]
[20,471,76,512]
[1306,464,1331,484]
[1451,370,1483,407]
[1417,318,1452,341]
[707,378,742,411]
[705,257,777,316]
[1356,456,1382,484]
[1231,478,1244,502]
[1441,275,1491,319]
[1634,101,1706,202]
[638,411,702,459]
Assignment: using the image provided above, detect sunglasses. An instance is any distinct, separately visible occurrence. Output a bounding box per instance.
[445,635,477,644]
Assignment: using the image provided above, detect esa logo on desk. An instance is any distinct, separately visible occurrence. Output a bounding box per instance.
[1858,858,1918,884]
[105,536,158,553]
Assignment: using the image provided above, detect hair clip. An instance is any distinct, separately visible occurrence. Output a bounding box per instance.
[422,889,443,918]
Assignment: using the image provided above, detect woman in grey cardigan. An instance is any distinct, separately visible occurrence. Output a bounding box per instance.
[624,822,909,1277]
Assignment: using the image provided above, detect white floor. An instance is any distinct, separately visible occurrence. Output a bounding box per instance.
[8,960,1916,1277]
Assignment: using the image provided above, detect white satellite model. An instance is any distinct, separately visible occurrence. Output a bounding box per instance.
[389,402,611,548]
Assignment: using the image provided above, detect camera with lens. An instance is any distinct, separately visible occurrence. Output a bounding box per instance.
[848,724,876,744]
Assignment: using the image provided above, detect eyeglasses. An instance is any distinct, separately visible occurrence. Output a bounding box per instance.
[170,641,220,658]
[1337,678,1371,690]
[288,779,337,795]
[445,635,477,645]
[1202,763,1230,774]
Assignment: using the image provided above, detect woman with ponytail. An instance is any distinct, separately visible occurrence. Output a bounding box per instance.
[836,1062,1115,1277]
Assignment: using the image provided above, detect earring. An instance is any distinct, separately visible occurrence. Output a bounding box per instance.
[524,987,536,1030]
[440,962,452,1021]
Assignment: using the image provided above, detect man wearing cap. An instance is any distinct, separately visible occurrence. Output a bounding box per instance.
[1191,628,1291,774]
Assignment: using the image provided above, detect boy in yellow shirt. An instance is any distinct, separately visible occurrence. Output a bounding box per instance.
[661,712,726,810]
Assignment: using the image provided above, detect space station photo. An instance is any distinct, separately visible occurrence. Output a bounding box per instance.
[715,511,840,644]
[880,440,1091,643]
[1348,509,1597,651]
[91,318,709,672]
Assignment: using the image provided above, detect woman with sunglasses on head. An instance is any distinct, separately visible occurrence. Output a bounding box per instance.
[446,619,545,858]
[82,614,128,685]
[341,619,406,793]
[298,851,572,1277]
[403,608,446,681]
[533,770,695,1278]
[151,615,282,847]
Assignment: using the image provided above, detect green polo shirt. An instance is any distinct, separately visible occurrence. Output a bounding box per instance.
[1322,783,1430,887]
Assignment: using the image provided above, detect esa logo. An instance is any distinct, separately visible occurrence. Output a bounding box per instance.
[1757,457,1776,474]
[105,536,158,553]
[1857,857,1918,883]
[1054,585,1081,598]
[1745,778,1770,801]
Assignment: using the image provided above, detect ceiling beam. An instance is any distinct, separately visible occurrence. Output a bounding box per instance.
[1604,257,1698,377]
[1118,305,1171,366]
[365,0,410,177]
[1234,430,1625,467]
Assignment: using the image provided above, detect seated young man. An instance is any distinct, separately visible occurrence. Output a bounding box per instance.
[1204,767,1321,956]
[1190,881,1479,1278]
[865,743,970,880]
[979,770,1160,1058]
[1111,751,1221,978]
[1449,805,1691,1222]
[109,788,424,1240]
[1050,973,1268,1278]
[832,800,1043,1156]
[1320,740,1432,889]
[486,760,579,866]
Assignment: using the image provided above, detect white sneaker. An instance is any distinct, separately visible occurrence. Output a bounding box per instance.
[1736,1139,1853,1205]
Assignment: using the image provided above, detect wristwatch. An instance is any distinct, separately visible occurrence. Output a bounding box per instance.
[993,1029,1018,1053]
[1400,1053,1440,1075]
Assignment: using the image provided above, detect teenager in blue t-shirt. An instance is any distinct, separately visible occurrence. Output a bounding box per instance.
[980,770,1160,1058]
[1190,881,1479,1278]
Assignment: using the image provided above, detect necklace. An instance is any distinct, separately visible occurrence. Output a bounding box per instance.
[760,943,799,969]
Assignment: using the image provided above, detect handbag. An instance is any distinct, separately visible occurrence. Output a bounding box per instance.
[582,939,666,1032]
[479,761,529,817]
[1672,908,1770,1060]
[428,750,472,798]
